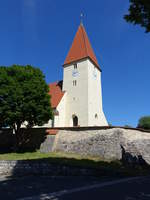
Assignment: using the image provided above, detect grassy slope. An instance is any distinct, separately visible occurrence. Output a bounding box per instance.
[0,151,114,168]
[0,151,149,177]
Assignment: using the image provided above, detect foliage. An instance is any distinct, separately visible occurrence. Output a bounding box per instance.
[124,125,132,128]
[0,65,53,148]
[124,0,150,32]
[137,116,150,129]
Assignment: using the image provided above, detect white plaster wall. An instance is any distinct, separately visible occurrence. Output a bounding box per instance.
[63,59,89,126]
[21,120,53,128]
[54,93,66,127]
[63,58,108,127]
[87,60,108,126]
[42,93,66,128]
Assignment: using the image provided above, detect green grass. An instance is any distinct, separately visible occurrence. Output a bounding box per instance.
[0,151,122,170]
[0,151,114,169]
[0,151,149,177]
[0,151,105,161]
[0,151,63,161]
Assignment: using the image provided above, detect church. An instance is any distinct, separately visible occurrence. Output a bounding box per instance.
[47,23,108,127]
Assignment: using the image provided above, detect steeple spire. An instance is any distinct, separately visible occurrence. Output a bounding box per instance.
[63,23,101,70]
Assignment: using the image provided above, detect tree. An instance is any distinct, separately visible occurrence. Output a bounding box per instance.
[0,65,53,149]
[124,0,150,32]
[124,125,132,128]
[137,116,150,129]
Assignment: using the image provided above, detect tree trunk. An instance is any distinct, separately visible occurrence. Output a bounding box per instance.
[13,123,21,152]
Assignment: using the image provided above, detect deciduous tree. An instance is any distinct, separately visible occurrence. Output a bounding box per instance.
[124,0,150,32]
[137,116,150,129]
[0,65,53,149]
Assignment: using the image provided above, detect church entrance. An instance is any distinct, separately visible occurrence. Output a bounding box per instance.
[72,115,78,127]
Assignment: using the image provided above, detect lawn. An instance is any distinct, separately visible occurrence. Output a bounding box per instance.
[0,151,150,177]
[0,151,122,170]
[0,151,105,161]
[0,151,149,177]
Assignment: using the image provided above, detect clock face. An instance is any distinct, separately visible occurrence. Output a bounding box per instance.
[72,70,79,77]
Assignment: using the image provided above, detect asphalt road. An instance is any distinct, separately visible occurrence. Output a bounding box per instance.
[0,175,150,200]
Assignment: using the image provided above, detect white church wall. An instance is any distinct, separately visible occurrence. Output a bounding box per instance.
[41,93,66,128]
[63,59,89,126]
[39,120,53,128]
[27,58,108,128]
[87,60,108,126]
[54,93,66,127]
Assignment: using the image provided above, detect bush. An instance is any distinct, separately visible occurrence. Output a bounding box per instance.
[137,116,150,130]
[124,125,132,128]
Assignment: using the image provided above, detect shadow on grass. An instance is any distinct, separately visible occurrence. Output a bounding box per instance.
[0,152,150,200]
[2,151,149,179]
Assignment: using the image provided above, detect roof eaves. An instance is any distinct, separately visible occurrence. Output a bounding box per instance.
[63,57,102,72]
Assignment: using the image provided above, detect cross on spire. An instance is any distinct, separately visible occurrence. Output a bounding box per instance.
[80,13,84,25]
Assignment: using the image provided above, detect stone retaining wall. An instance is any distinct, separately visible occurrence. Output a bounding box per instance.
[52,128,150,165]
[0,160,103,177]
[1,128,150,170]
[40,135,56,153]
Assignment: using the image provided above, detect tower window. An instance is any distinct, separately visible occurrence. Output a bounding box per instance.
[74,63,77,69]
[73,80,77,86]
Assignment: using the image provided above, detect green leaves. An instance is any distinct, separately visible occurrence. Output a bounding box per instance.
[124,0,150,33]
[137,116,150,129]
[0,65,53,129]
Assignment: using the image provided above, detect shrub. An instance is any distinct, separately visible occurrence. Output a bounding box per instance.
[124,125,132,128]
[137,116,150,130]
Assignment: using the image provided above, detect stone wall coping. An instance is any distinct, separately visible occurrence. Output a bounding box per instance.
[46,126,150,134]
[1,126,150,134]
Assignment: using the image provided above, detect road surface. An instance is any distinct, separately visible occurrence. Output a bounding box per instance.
[0,175,150,200]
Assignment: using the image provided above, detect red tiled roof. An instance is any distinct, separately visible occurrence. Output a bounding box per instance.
[48,81,65,108]
[64,24,100,70]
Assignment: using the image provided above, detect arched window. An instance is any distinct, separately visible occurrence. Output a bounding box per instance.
[72,115,78,127]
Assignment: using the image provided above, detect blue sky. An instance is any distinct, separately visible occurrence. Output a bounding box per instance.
[0,0,150,127]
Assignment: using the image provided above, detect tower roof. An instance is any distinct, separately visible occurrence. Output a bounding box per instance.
[64,24,101,70]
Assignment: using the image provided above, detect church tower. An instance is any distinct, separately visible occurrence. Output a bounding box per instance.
[62,23,108,127]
